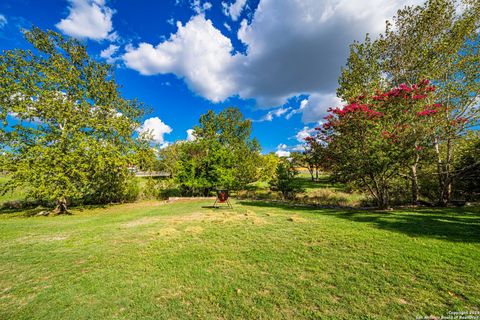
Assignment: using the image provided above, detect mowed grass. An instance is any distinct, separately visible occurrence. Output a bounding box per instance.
[1,200,479,319]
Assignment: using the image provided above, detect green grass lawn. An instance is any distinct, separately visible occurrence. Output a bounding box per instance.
[1,200,479,319]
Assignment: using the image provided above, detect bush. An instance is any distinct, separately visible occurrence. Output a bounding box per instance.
[302,189,364,207]
[123,179,140,202]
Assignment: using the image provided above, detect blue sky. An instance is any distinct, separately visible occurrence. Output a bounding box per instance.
[0,0,423,155]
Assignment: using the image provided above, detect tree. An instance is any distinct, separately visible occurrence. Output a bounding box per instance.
[175,108,260,195]
[337,34,385,102]
[321,81,442,208]
[158,143,183,177]
[269,159,302,200]
[339,0,480,205]
[257,153,279,183]
[0,28,149,213]
[379,0,480,205]
[303,133,327,181]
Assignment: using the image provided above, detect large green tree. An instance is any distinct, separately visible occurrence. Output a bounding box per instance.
[175,107,260,196]
[0,28,150,213]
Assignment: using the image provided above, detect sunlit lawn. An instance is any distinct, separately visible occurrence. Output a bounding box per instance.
[1,200,479,319]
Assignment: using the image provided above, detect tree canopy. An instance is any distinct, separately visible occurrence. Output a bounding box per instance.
[0,27,151,213]
[172,107,261,196]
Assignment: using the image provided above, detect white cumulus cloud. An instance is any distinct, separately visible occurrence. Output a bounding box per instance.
[300,93,343,123]
[123,15,240,102]
[56,0,116,41]
[296,126,316,142]
[100,44,120,63]
[138,117,172,144]
[222,0,247,21]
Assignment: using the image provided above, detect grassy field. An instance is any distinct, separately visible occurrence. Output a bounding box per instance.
[0,176,26,204]
[1,200,479,319]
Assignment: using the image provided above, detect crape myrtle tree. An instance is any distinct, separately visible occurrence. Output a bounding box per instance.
[175,108,261,196]
[338,0,480,205]
[319,80,444,208]
[0,28,151,213]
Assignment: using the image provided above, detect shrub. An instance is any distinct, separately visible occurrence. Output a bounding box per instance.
[269,160,303,200]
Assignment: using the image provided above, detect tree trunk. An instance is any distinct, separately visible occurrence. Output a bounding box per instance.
[434,136,448,206]
[370,175,390,209]
[444,137,453,204]
[52,197,69,215]
[308,165,314,181]
[411,154,419,204]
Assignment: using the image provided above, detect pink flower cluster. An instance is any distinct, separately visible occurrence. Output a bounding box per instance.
[373,80,435,101]
[328,103,383,118]
[416,109,439,116]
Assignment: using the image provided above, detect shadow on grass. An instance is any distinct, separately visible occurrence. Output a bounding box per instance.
[239,200,480,243]
[0,202,110,217]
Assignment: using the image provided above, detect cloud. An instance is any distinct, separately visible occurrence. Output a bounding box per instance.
[234,0,421,108]
[100,44,120,63]
[56,0,116,41]
[191,0,213,14]
[0,14,7,28]
[300,93,343,123]
[275,150,290,157]
[123,15,239,102]
[124,0,421,121]
[285,99,308,120]
[296,126,316,142]
[222,0,247,21]
[255,106,291,122]
[138,117,172,144]
[186,128,196,141]
[275,143,290,157]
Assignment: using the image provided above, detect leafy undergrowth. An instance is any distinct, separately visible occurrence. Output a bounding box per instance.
[0,200,479,319]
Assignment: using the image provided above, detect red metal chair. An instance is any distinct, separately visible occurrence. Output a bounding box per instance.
[213,189,233,208]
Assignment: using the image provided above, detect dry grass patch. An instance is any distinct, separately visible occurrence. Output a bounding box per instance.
[156,227,179,237]
[184,226,204,235]
[14,234,69,244]
[122,216,163,228]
